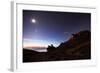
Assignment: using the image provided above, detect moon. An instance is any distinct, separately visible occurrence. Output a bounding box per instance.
[31,18,36,23]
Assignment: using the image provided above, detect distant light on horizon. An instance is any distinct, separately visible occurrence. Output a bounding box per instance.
[23,38,59,49]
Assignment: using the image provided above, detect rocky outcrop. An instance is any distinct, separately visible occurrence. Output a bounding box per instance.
[23,30,91,62]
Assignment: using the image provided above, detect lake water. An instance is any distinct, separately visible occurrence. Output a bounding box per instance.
[32,48,47,52]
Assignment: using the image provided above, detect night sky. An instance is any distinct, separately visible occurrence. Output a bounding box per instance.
[23,10,91,48]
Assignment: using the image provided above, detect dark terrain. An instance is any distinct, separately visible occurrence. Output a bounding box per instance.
[23,30,91,62]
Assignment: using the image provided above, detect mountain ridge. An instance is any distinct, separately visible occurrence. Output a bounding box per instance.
[23,30,91,62]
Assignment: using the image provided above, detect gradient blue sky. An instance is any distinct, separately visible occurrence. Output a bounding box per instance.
[23,10,91,48]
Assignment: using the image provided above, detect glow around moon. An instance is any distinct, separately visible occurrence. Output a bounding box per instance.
[31,18,36,23]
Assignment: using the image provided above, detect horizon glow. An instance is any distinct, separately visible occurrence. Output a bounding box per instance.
[23,38,59,49]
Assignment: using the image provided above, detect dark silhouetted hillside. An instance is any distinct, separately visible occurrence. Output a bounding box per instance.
[23,30,91,62]
[23,49,48,62]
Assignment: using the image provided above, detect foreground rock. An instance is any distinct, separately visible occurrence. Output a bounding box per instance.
[23,30,91,62]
